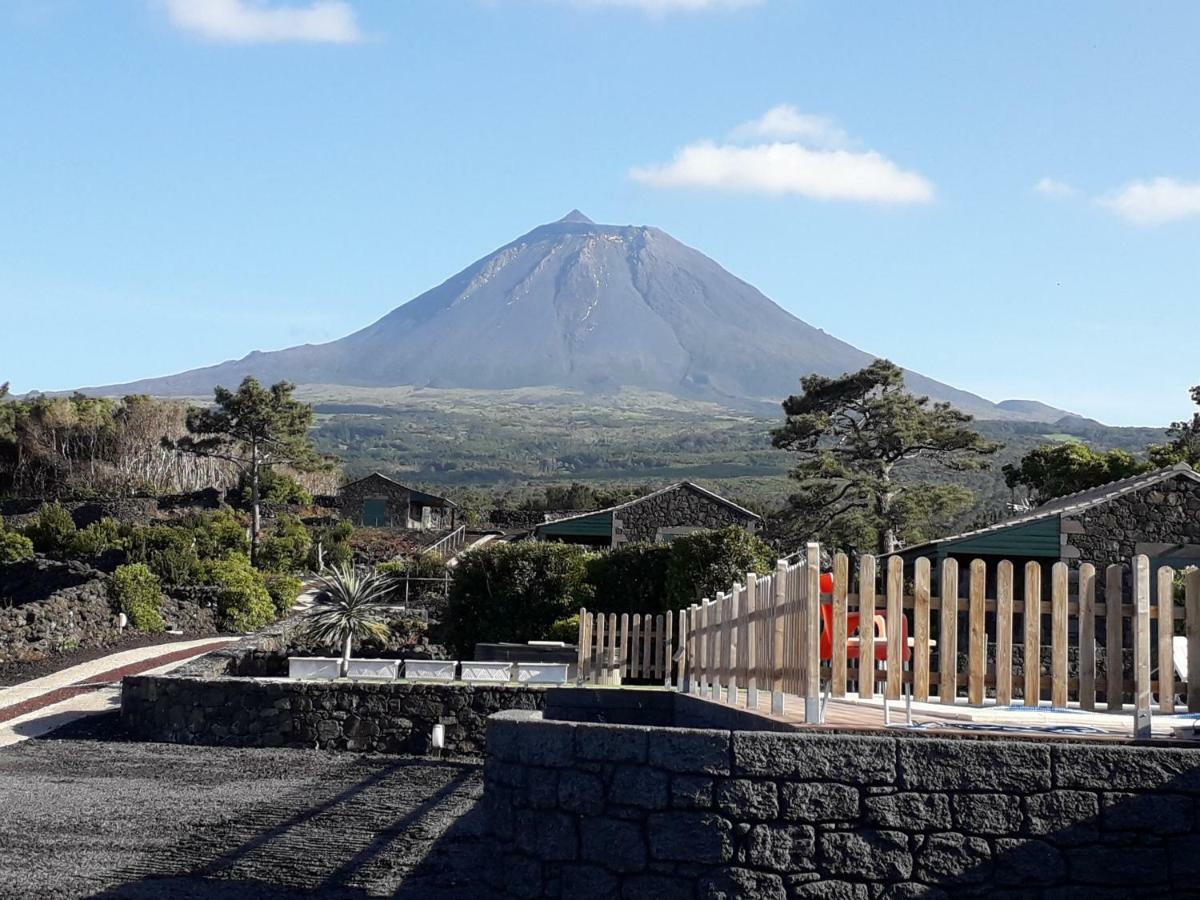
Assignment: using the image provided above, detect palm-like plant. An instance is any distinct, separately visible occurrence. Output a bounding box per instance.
[302,565,395,677]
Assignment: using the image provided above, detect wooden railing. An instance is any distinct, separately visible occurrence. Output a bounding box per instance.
[576,542,1200,726]
[427,525,467,561]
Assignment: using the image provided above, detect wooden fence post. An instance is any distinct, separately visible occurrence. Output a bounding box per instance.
[619,614,631,683]
[1023,562,1042,706]
[996,561,1014,706]
[725,588,740,705]
[577,608,590,685]
[1157,566,1176,714]
[1133,555,1151,737]
[593,612,606,685]
[804,543,822,721]
[831,553,849,698]
[698,600,710,695]
[1051,562,1069,708]
[711,593,723,700]
[745,573,758,709]
[772,560,787,714]
[1106,564,1124,711]
[886,555,903,701]
[607,613,618,685]
[1188,569,1200,713]
[1078,564,1096,710]
[968,559,986,706]
[939,558,959,704]
[913,557,931,702]
[860,555,878,700]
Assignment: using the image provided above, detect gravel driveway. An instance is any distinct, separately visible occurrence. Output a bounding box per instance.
[0,714,493,899]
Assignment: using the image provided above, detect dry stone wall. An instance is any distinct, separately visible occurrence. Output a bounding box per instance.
[484,708,1200,898]
[121,674,547,756]
[615,485,758,545]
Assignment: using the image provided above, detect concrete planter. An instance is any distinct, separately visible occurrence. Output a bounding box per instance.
[516,662,569,685]
[288,657,341,680]
[345,659,399,680]
[404,659,457,682]
[460,661,513,683]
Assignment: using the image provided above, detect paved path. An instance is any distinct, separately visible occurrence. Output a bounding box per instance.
[0,638,234,747]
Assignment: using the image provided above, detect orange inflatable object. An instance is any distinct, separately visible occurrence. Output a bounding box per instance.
[817,570,910,662]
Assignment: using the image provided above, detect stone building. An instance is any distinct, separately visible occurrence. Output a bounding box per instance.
[337,472,457,531]
[899,463,1200,595]
[532,482,761,547]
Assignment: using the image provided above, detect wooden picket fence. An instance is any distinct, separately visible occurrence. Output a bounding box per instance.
[576,543,1200,722]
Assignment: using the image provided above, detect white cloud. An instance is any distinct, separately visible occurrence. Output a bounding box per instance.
[1098,177,1200,227]
[728,105,849,148]
[562,0,759,11]
[630,109,934,204]
[1034,177,1077,198]
[161,0,364,44]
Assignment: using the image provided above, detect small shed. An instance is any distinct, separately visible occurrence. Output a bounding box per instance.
[898,463,1200,596]
[338,473,457,531]
[533,482,761,547]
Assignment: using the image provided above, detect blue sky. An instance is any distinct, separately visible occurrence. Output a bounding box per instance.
[2,1,1198,426]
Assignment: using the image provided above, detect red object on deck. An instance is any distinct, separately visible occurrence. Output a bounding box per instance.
[817,573,910,662]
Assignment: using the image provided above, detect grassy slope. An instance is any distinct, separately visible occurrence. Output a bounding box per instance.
[301,385,1166,521]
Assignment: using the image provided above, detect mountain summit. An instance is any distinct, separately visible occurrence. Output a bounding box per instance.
[86,213,1069,421]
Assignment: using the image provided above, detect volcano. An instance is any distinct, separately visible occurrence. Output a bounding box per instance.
[85,211,1069,421]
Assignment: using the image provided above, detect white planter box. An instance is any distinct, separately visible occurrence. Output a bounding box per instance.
[516,662,569,685]
[288,657,341,680]
[345,659,399,680]
[404,660,458,682]
[460,661,513,683]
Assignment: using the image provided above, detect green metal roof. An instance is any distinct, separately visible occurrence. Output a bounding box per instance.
[534,510,614,538]
[933,516,1061,558]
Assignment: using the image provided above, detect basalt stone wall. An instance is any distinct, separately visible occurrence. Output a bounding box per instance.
[1066,472,1200,588]
[484,709,1200,898]
[615,485,759,545]
[121,674,547,756]
[0,575,118,663]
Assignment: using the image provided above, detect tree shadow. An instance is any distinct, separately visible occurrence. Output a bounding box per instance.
[89,755,498,899]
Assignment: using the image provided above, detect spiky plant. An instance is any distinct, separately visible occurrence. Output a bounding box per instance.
[301,565,395,677]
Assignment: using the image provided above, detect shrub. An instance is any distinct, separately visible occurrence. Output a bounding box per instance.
[205,554,276,632]
[442,542,593,657]
[0,528,34,563]
[264,572,303,617]
[546,614,580,644]
[585,542,672,614]
[664,526,775,607]
[258,514,312,574]
[68,517,125,558]
[186,509,249,560]
[309,520,353,570]
[378,553,449,618]
[234,468,313,509]
[111,563,165,633]
[128,524,203,586]
[25,502,77,555]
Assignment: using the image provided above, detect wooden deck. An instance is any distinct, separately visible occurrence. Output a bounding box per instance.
[695,686,1200,743]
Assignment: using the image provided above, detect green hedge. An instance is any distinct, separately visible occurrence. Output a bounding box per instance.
[664,526,775,607]
[0,527,34,563]
[264,572,303,617]
[442,542,593,657]
[205,554,276,632]
[585,542,672,614]
[111,563,165,633]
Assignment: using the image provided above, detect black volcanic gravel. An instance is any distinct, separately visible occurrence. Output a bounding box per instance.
[0,715,493,899]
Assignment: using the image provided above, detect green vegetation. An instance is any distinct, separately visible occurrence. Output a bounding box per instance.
[442,526,777,651]
[25,502,77,555]
[111,563,165,632]
[301,565,395,676]
[166,377,329,567]
[205,554,277,633]
[443,542,593,657]
[771,360,1000,554]
[1149,383,1200,468]
[664,527,775,607]
[264,572,303,617]
[1003,444,1150,505]
[257,514,312,574]
[0,518,34,563]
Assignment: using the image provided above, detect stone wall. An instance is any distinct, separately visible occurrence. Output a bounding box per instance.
[121,674,547,756]
[484,708,1200,898]
[1066,471,1200,588]
[615,484,759,545]
[338,473,412,527]
[0,557,218,663]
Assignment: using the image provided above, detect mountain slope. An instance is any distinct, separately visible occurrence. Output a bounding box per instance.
[84,211,1070,422]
